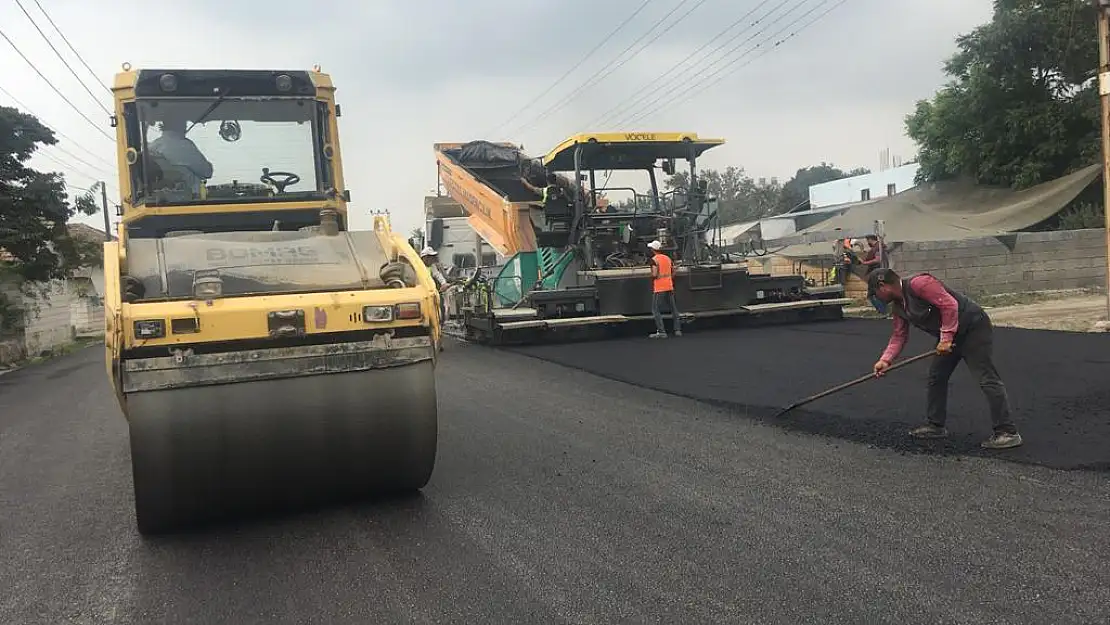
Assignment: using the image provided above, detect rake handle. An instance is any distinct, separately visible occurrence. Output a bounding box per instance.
[773,349,938,418]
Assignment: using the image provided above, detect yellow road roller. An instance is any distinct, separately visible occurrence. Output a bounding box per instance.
[102,65,441,534]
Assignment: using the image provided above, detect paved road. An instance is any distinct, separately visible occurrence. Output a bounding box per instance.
[1,339,1108,624]
[513,318,1110,470]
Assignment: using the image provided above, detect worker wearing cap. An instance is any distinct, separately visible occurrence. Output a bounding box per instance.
[648,240,681,338]
[521,173,562,207]
[419,247,449,291]
[419,247,449,339]
[868,268,1022,450]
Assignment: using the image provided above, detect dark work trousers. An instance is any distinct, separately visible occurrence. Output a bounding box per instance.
[925,314,1016,434]
[652,290,681,334]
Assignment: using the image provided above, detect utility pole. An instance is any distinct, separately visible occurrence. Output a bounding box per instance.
[98,181,111,239]
[1099,0,1110,317]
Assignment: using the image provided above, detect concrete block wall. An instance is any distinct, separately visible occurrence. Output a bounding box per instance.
[0,274,102,366]
[891,228,1107,295]
[747,254,868,298]
[71,299,105,337]
[0,278,23,365]
[21,279,78,357]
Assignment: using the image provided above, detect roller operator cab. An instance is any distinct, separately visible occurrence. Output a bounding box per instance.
[104,66,439,535]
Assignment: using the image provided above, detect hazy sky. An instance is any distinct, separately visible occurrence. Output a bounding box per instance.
[0,0,993,236]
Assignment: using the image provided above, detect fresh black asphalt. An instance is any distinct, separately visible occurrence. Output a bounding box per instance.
[1,336,1108,624]
[509,318,1110,471]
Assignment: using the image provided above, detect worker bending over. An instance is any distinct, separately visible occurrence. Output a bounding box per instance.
[648,240,681,339]
[868,268,1022,450]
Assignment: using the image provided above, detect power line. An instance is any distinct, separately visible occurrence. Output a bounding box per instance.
[508,0,705,137]
[610,0,803,127]
[46,142,112,176]
[32,148,105,184]
[630,0,846,125]
[0,26,114,142]
[585,0,777,129]
[505,0,707,138]
[624,0,848,127]
[29,0,112,93]
[0,84,116,168]
[482,0,659,138]
[14,0,112,116]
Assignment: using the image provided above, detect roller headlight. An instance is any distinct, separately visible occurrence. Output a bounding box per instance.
[363,305,393,322]
[134,319,165,339]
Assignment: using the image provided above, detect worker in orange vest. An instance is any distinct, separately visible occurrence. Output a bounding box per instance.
[648,239,681,338]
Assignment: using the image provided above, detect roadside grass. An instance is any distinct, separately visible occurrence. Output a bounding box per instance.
[0,336,101,374]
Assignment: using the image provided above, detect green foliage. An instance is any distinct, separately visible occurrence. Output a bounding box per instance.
[0,291,19,334]
[905,0,1100,189]
[1055,202,1105,230]
[662,162,867,224]
[663,166,780,223]
[0,105,99,284]
[777,163,870,213]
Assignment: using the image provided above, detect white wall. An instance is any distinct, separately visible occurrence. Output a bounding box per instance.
[0,270,106,365]
[809,163,920,208]
[760,218,797,240]
[21,279,79,356]
[70,300,104,337]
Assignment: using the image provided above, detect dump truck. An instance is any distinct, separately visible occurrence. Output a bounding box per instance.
[432,132,850,345]
[103,65,440,534]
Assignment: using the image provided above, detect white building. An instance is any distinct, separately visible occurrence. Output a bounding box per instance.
[0,223,108,365]
[808,163,920,209]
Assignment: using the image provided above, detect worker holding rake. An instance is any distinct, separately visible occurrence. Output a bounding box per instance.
[868,268,1023,450]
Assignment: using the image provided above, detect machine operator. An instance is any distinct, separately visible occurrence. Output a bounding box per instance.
[148,113,214,196]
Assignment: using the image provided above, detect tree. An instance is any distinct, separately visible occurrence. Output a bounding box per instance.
[664,165,749,204]
[663,166,783,223]
[0,105,98,284]
[777,163,869,213]
[905,0,1099,189]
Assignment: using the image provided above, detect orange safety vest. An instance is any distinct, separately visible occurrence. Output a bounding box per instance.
[652,253,674,293]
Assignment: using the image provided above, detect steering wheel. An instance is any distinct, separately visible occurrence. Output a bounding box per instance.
[260,168,301,193]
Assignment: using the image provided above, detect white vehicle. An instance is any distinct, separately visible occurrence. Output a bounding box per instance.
[425,215,503,279]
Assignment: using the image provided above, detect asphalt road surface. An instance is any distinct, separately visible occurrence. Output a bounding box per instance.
[1,334,1108,625]
[512,318,1110,471]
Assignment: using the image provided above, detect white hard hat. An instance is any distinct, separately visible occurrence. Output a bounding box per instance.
[420,246,437,257]
[648,240,662,250]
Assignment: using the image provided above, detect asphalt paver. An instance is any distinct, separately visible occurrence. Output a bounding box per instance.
[1,341,1108,624]
[509,318,1110,471]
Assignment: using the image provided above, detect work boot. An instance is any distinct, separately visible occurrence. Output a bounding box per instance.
[981,431,1023,450]
[909,423,948,439]
[649,332,667,339]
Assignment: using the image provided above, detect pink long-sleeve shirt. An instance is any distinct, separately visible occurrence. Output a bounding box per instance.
[880,274,959,363]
